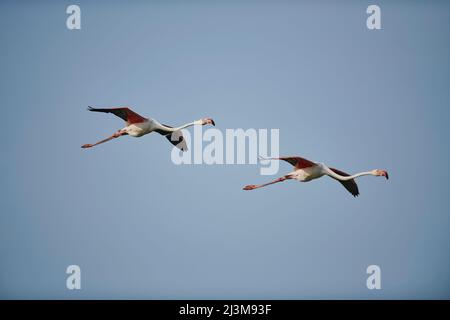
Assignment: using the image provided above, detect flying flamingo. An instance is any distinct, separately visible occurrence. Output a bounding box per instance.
[81,106,215,151]
[243,156,388,196]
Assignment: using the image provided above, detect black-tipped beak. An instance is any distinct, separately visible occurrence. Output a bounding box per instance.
[202,118,215,126]
[385,172,389,180]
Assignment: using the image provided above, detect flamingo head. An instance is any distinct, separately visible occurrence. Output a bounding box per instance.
[202,118,215,126]
[373,169,389,180]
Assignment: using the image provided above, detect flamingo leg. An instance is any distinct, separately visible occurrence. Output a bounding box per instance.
[243,175,292,190]
[81,130,128,149]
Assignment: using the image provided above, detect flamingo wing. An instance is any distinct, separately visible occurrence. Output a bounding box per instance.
[154,124,188,152]
[329,167,359,197]
[278,156,317,169]
[87,106,147,124]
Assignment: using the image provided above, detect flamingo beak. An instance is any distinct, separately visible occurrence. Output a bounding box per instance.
[382,170,389,180]
[204,118,215,126]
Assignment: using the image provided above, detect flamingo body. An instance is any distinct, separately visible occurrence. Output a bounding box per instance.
[124,119,158,137]
[288,163,325,182]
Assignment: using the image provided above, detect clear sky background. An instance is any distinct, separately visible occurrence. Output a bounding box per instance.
[0,0,449,299]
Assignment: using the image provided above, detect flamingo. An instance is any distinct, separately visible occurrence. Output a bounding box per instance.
[81,106,215,151]
[243,156,388,196]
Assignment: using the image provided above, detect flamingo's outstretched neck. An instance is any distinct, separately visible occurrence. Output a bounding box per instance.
[322,165,389,181]
[159,118,216,132]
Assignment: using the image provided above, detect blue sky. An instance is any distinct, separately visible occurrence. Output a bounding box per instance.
[0,0,449,299]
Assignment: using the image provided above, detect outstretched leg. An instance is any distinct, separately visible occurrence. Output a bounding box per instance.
[243,175,292,190]
[81,130,128,149]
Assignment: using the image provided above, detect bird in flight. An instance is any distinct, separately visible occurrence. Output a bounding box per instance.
[81,106,215,151]
[243,156,389,196]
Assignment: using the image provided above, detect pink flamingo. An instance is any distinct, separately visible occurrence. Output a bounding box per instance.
[81,106,215,151]
[243,156,388,197]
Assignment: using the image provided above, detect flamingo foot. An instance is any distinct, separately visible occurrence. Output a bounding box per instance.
[243,185,257,191]
[81,144,93,148]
